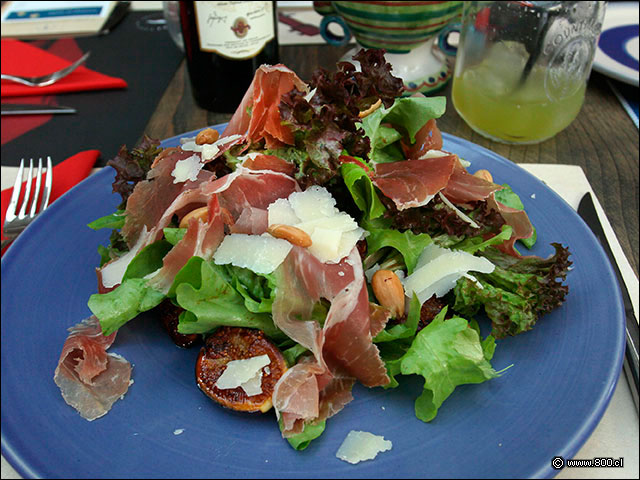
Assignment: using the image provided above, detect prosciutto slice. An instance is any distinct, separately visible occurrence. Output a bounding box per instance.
[222,64,308,149]
[53,316,132,421]
[121,147,215,246]
[372,155,458,210]
[441,160,503,204]
[272,247,389,436]
[146,194,225,294]
[487,194,535,257]
[241,154,296,176]
[401,118,443,160]
[99,161,299,292]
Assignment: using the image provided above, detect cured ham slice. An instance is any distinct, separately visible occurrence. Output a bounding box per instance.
[487,194,535,257]
[441,160,503,205]
[122,147,215,246]
[99,164,299,292]
[146,195,225,294]
[213,166,301,220]
[53,316,132,421]
[272,247,389,436]
[229,207,269,235]
[372,156,458,210]
[401,118,443,160]
[222,64,308,149]
[241,154,296,176]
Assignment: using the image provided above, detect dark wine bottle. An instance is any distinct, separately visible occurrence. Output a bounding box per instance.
[179,1,280,112]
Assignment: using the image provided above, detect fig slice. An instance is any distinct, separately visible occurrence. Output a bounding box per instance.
[196,326,287,413]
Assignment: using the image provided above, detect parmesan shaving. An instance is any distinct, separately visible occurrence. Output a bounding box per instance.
[171,155,202,184]
[438,192,480,228]
[100,226,148,288]
[403,243,495,303]
[417,149,449,160]
[267,186,364,263]
[335,431,392,464]
[215,354,271,397]
[213,233,292,274]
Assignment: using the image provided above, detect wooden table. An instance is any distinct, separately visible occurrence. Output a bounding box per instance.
[143,44,639,280]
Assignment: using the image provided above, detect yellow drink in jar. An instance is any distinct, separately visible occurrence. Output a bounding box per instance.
[452,41,587,144]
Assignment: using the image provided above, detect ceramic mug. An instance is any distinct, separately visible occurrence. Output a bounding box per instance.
[313,1,463,94]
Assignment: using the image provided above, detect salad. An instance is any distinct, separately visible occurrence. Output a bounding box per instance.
[53,49,571,453]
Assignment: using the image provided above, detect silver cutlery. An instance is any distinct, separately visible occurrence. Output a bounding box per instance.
[1,103,76,115]
[2,157,53,250]
[578,192,639,411]
[1,51,90,87]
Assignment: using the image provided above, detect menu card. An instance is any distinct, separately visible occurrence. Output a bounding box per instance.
[0,1,117,38]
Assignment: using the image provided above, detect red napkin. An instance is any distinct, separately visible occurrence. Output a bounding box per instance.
[1,39,127,98]
[1,150,101,254]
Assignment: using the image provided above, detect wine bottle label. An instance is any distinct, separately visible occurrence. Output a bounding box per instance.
[193,1,275,60]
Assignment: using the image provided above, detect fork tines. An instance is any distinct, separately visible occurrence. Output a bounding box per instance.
[5,156,53,225]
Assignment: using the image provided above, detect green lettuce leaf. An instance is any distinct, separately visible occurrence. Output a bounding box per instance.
[163,227,186,246]
[339,162,386,219]
[397,308,505,422]
[88,279,165,336]
[87,210,126,230]
[374,295,421,344]
[89,239,174,335]
[366,228,433,274]
[360,96,446,164]
[175,260,283,340]
[446,225,513,255]
[280,419,326,451]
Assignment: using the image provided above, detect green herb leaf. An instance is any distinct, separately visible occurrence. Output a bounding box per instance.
[87,210,126,230]
[280,419,326,451]
[339,162,386,219]
[366,228,433,274]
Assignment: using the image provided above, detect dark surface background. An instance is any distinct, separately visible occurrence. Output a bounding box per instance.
[1,11,184,167]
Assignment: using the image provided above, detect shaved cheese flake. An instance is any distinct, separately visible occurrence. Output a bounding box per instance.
[215,354,270,396]
[438,192,480,229]
[200,143,220,160]
[181,134,243,153]
[336,431,392,464]
[101,226,148,288]
[172,154,203,184]
[417,149,449,160]
[268,198,300,226]
[267,186,364,263]
[404,243,494,304]
[214,233,292,274]
[238,370,264,396]
[288,185,338,220]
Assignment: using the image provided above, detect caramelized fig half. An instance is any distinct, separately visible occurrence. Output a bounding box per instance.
[196,327,287,413]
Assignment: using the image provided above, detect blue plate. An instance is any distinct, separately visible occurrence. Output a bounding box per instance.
[1,127,625,479]
[593,1,639,86]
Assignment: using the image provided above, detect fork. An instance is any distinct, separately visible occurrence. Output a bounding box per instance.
[1,51,90,87]
[1,157,53,250]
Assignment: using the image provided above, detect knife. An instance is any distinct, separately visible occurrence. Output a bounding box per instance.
[578,192,639,410]
[1,103,76,115]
